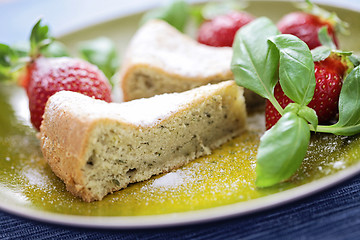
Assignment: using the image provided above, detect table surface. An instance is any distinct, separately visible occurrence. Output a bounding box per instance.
[1,0,360,239]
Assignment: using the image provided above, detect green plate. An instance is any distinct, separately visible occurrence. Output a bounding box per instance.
[1,0,360,228]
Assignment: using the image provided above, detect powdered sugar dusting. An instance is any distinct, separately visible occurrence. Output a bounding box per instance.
[151,172,185,188]
[48,81,232,127]
[125,20,233,79]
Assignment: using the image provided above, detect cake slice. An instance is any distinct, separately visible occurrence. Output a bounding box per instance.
[119,20,263,108]
[40,80,247,202]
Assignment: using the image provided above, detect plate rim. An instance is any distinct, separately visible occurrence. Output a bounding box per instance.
[2,0,360,229]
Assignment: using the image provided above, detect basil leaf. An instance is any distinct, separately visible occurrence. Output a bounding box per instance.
[231,17,280,101]
[324,66,360,135]
[79,37,119,86]
[335,66,360,126]
[311,48,352,63]
[140,0,189,32]
[256,112,310,187]
[283,102,300,113]
[311,46,331,62]
[268,34,316,106]
[283,103,318,130]
[298,106,318,131]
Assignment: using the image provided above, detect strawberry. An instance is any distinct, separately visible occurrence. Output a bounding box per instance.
[0,19,112,130]
[277,12,338,50]
[197,11,255,47]
[24,57,112,130]
[277,0,348,50]
[265,54,348,130]
[265,83,290,130]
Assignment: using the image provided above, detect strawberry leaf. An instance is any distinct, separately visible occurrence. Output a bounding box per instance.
[0,43,26,81]
[349,55,360,67]
[42,41,69,58]
[231,17,280,109]
[79,37,118,86]
[201,0,245,20]
[190,0,245,26]
[268,34,316,106]
[11,42,30,58]
[313,26,353,63]
[256,112,310,187]
[189,5,204,26]
[29,19,53,58]
[140,0,189,32]
[311,27,335,62]
[0,44,12,67]
[301,0,349,35]
[318,26,337,49]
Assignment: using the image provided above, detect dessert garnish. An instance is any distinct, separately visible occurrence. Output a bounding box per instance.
[0,20,113,130]
[231,17,360,187]
[277,0,348,49]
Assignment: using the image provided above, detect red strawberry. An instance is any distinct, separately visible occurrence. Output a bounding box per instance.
[197,11,255,47]
[265,84,291,130]
[277,12,338,50]
[23,57,112,130]
[277,1,348,50]
[265,54,348,130]
[0,19,113,130]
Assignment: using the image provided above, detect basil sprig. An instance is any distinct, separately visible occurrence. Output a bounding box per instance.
[231,17,282,113]
[231,17,360,187]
